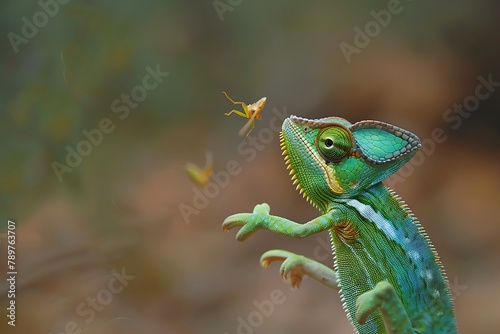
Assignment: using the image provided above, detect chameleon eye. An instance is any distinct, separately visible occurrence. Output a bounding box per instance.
[316,126,353,162]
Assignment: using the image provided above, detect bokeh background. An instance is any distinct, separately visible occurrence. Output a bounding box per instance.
[1,1,500,333]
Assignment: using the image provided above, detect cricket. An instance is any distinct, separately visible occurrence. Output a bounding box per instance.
[222,91,267,139]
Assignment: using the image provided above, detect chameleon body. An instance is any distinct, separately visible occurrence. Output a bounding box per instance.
[223,115,457,333]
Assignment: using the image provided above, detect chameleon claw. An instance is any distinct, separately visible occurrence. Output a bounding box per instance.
[222,204,271,241]
[260,250,306,288]
[222,214,246,232]
[260,249,295,268]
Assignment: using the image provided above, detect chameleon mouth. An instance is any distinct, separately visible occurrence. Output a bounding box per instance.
[281,116,346,198]
[279,131,318,209]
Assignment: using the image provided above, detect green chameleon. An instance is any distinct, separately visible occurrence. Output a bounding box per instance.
[223,115,457,333]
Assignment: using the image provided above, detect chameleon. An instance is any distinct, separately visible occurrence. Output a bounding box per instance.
[222,115,457,333]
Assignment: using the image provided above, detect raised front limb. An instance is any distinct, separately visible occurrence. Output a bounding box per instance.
[222,203,344,241]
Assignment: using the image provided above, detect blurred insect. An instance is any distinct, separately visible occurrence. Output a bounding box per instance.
[185,151,214,188]
[223,91,267,139]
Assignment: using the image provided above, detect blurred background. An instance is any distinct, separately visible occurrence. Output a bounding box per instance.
[1,0,500,333]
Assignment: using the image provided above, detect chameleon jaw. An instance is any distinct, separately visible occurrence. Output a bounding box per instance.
[281,117,346,198]
[280,132,318,209]
[280,123,345,211]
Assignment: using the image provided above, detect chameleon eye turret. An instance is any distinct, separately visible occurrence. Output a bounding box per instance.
[316,126,353,163]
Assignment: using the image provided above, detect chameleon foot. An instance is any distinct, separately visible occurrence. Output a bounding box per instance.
[356,281,414,334]
[260,249,339,290]
[222,203,270,241]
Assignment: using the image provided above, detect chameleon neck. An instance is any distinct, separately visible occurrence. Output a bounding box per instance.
[330,183,456,333]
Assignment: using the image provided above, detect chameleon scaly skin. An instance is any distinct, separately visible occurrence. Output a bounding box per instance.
[223,115,457,333]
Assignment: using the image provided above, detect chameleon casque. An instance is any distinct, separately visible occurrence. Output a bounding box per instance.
[223,115,457,333]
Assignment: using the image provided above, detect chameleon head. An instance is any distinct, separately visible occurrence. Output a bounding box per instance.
[280,115,421,211]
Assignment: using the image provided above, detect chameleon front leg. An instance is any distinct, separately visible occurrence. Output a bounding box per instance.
[356,281,415,334]
[223,203,344,241]
[260,250,339,290]
[223,204,340,289]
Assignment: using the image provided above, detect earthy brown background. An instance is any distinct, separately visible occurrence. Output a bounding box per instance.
[1,1,500,333]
